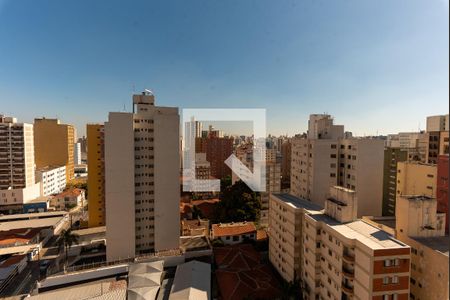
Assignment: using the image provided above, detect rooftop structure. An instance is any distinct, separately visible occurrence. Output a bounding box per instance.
[169,260,211,300]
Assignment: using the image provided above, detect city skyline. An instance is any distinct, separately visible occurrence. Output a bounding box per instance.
[0,0,448,136]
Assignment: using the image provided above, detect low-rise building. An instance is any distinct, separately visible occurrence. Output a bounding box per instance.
[211,222,256,245]
[51,188,85,210]
[36,165,67,196]
[181,219,209,236]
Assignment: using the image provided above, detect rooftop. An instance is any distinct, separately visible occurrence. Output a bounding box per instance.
[272,193,323,211]
[169,260,211,300]
[54,188,83,198]
[0,211,67,222]
[0,228,41,247]
[0,216,66,232]
[211,222,256,237]
[308,213,408,250]
[214,244,281,300]
[179,235,211,252]
[412,236,450,256]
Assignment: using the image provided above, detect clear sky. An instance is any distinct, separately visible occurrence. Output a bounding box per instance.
[0,0,448,137]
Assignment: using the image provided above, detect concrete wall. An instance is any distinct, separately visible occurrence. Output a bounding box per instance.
[105,113,136,261]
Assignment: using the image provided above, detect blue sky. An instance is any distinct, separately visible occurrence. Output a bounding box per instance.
[0,0,448,137]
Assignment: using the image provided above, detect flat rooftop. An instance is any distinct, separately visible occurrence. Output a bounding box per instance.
[413,236,450,256]
[0,216,66,232]
[272,193,323,211]
[308,213,408,250]
[0,211,67,222]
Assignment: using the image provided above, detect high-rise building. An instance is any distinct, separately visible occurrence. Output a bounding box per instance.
[34,118,75,182]
[425,114,449,164]
[291,114,384,217]
[73,142,82,165]
[382,148,408,216]
[105,91,180,261]
[426,114,449,132]
[280,139,291,190]
[269,187,411,300]
[437,154,449,233]
[195,136,233,179]
[87,124,105,227]
[0,116,40,211]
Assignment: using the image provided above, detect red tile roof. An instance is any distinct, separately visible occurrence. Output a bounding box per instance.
[0,228,41,246]
[0,254,27,268]
[55,188,83,199]
[212,222,256,238]
[256,229,268,241]
[214,244,281,300]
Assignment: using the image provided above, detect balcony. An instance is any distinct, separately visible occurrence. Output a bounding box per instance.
[343,253,355,263]
[342,284,354,294]
[342,268,354,279]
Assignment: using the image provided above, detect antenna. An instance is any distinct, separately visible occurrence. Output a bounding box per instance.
[123,103,126,112]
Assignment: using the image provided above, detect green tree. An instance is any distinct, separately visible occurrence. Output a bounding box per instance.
[58,229,79,266]
[214,180,261,223]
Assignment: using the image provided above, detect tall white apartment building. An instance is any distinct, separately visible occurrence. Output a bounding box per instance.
[269,187,411,300]
[36,165,67,196]
[73,142,82,165]
[0,116,40,209]
[291,114,384,217]
[105,91,180,261]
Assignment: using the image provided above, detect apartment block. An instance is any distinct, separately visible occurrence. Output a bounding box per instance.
[426,114,449,132]
[87,124,105,227]
[269,187,410,300]
[34,118,75,182]
[35,165,66,196]
[382,148,408,216]
[105,91,180,261]
[395,195,448,300]
[437,155,449,233]
[396,162,437,198]
[291,114,384,217]
[0,116,40,210]
[269,193,322,282]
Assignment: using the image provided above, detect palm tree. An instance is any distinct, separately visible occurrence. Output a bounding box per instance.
[58,229,79,267]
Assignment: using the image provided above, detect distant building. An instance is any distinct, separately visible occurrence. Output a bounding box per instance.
[280,139,291,190]
[73,142,82,165]
[105,91,180,261]
[195,136,233,179]
[35,165,66,196]
[211,222,256,245]
[34,118,75,182]
[87,124,105,227]
[181,219,209,236]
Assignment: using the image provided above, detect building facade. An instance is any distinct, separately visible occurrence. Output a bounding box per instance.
[0,116,40,211]
[87,124,105,227]
[105,91,180,261]
[35,165,67,196]
[382,148,408,216]
[396,162,437,198]
[195,136,233,179]
[34,118,75,182]
[436,154,449,234]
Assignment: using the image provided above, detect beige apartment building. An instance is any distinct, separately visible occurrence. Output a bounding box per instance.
[269,187,411,300]
[34,118,75,182]
[0,116,41,210]
[395,195,448,300]
[105,91,180,261]
[396,161,437,198]
[291,114,384,217]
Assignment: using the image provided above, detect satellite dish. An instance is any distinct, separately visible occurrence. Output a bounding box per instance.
[144,89,154,96]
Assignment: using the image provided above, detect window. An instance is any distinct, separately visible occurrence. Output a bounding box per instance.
[383,277,389,284]
[384,259,391,267]
[392,276,399,284]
